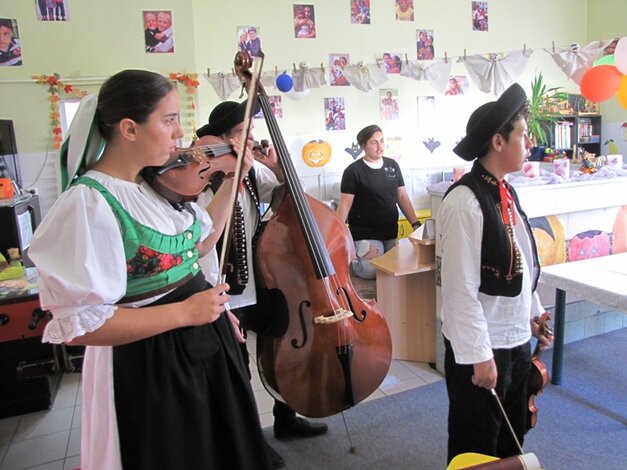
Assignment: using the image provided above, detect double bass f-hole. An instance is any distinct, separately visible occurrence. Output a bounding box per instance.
[335,286,367,322]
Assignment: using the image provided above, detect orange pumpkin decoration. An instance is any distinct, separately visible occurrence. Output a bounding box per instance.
[567,230,611,262]
[301,139,332,167]
[530,215,566,266]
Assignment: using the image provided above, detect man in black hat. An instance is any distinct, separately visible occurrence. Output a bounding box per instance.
[195,100,328,469]
[436,83,553,463]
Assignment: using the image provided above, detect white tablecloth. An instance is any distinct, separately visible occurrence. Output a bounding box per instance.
[540,253,627,313]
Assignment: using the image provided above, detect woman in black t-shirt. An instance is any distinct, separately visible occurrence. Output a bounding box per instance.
[336,124,420,279]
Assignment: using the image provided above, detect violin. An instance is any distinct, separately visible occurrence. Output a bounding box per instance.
[526,312,552,430]
[143,136,271,204]
[235,50,392,418]
[142,135,236,203]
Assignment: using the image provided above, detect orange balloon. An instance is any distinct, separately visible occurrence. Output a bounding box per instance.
[616,75,627,109]
[580,65,622,102]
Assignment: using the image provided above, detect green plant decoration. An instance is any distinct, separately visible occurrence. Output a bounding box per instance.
[527,73,567,146]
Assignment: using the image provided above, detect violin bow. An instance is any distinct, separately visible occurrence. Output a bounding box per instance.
[217,54,263,284]
[490,388,525,455]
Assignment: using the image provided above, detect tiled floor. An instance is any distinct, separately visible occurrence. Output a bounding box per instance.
[0,277,444,469]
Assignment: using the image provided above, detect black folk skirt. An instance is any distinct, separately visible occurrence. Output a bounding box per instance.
[113,273,271,470]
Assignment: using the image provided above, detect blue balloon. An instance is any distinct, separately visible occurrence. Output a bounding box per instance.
[276,73,293,92]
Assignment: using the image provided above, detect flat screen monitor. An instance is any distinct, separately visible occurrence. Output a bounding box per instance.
[0,119,22,188]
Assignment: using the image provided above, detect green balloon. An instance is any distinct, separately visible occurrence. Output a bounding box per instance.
[593,54,615,66]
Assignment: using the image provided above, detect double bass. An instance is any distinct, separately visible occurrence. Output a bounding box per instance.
[235,51,393,418]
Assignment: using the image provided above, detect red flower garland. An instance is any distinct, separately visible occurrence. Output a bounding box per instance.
[33,73,88,149]
[33,72,200,149]
[168,72,200,139]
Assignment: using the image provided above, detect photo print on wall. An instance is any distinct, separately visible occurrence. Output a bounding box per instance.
[416,29,434,60]
[237,25,262,58]
[380,52,402,74]
[144,10,174,53]
[351,0,371,24]
[472,2,489,32]
[254,95,283,119]
[36,0,69,21]
[417,96,437,126]
[293,4,316,38]
[324,97,346,131]
[0,19,22,66]
[329,53,350,86]
[395,0,414,21]
[380,89,400,121]
[445,75,469,95]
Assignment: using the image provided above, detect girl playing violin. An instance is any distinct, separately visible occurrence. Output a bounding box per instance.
[29,69,271,470]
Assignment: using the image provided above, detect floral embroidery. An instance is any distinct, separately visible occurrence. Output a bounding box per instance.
[127,246,183,277]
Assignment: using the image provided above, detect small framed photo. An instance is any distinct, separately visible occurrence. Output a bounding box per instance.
[416,29,434,60]
[237,25,262,57]
[324,97,346,131]
[0,19,22,66]
[329,53,350,86]
[395,0,414,21]
[293,4,316,39]
[472,2,489,32]
[144,10,174,53]
[35,0,70,21]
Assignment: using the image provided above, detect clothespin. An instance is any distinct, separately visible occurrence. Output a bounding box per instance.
[444,51,448,63]
[463,49,467,60]
[320,62,325,73]
[275,65,278,77]
[375,58,381,67]
[293,63,296,72]
[552,41,555,53]
[404,52,409,64]
[206,68,210,77]
[523,44,526,54]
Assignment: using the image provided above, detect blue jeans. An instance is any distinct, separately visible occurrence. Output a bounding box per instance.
[351,238,396,280]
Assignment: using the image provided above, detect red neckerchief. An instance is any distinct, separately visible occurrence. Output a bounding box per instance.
[499,180,516,225]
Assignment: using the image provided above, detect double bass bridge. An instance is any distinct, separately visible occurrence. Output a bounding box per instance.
[313,308,353,324]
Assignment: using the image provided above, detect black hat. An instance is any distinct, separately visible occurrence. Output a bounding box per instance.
[453,83,527,161]
[196,99,260,138]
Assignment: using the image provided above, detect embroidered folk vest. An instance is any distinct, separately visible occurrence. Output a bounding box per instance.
[75,176,202,302]
[443,161,540,297]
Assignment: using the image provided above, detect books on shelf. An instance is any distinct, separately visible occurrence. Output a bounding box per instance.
[578,117,593,143]
[553,120,572,149]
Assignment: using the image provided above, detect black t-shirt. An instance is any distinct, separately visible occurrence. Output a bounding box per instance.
[340,157,404,241]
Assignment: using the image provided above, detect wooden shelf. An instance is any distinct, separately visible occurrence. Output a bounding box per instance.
[370,237,436,363]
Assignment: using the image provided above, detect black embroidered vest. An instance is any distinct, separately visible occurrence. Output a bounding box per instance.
[443,161,540,297]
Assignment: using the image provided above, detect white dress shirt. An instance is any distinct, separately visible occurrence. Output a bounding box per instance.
[437,185,544,364]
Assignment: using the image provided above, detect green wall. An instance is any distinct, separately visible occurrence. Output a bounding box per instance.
[0,0,621,159]
[587,0,627,122]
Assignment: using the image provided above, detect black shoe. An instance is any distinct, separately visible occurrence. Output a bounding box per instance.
[274,416,328,440]
[265,442,285,469]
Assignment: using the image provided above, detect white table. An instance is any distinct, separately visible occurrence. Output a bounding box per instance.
[540,253,627,384]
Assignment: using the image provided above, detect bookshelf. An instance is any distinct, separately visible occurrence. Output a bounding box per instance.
[549,114,602,159]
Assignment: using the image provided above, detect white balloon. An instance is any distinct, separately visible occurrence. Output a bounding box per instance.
[285,88,311,100]
[615,37,627,75]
